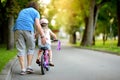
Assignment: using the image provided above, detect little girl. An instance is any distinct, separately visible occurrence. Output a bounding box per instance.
[36,18,57,66]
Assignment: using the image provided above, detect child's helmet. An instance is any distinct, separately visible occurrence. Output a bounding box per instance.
[40,18,49,24]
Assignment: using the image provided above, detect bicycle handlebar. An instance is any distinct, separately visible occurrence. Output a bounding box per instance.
[51,39,59,42]
[51,39,61,51]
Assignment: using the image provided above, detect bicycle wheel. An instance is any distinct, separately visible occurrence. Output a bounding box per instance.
[41,55,45,75]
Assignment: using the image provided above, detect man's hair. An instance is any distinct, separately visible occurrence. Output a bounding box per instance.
[26,1,39,10]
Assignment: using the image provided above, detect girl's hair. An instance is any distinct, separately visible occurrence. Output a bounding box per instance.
[26,1,39,10]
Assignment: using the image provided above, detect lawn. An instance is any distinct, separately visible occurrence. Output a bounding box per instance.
[75,39,120,55]
[0,45,17,73]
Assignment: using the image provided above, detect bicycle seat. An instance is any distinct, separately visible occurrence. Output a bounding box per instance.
[40,47,48,50]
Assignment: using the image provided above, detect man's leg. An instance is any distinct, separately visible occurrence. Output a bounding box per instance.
[25,31,35,73]
[27,54,33,67]
[15,30,26,75]
[18,56,27,75]
[18,56,25,71]
[26,54,34,73]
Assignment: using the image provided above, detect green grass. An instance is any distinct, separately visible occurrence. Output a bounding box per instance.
[0,45,17,73]
[75,40,120,55]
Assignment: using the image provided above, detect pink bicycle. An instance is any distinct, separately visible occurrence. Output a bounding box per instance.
[38,40,61,75]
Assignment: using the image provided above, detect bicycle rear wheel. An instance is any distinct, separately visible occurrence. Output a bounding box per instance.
[41,55,45,75]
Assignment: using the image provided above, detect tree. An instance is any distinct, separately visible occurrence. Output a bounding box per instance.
[81,0,109,46]
[49,0,82,44]
[6,0,19,50]
[0,0,33,50]
[41,0,116,46]
[96,1,117,45]
[117,0,120,46]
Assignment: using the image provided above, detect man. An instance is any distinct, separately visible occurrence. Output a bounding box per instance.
[13,1,46,75]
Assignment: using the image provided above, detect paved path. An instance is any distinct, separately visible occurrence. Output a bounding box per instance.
[5,39,120,80]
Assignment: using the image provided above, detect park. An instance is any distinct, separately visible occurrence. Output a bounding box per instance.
[0,0,120,80]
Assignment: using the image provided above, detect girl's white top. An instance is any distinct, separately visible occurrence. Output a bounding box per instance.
[38,28,51,46]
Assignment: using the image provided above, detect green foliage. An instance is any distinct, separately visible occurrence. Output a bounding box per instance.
[96,0,117,38]
[0,46,17,72]
[1,0,7,7]
[96,0,102,4]
[4,0,34,18]
[6,0,20,18]
[40,0,90,35]
[40,0,81,32]
[52,0,85,34]
[96,4,110,35]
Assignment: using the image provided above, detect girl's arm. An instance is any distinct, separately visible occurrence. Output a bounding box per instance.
[49,29,57,40]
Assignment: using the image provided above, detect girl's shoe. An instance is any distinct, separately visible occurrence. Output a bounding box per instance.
[36,59,40,64]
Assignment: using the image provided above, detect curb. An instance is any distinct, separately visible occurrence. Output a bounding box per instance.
[0,57,18,80]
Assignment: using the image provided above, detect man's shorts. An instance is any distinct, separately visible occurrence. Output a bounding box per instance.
[14,30,35,56]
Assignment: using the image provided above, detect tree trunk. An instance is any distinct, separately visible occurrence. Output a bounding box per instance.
[92,35,95,45]
[117,0,120,46]
[92,5,99,45]
[7,16,14,50]
[81,0,107,46]
[0,2,7,44]
[69,32,76,44]
[103,33,106,45]
[83,0,95,46]
[81,17,88,46]
[73,32,76,44]
[92,0,108,45]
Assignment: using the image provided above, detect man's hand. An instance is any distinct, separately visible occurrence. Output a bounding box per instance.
[41,37,46,45]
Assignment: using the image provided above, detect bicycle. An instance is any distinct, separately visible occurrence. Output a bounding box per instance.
[37,40,60,75]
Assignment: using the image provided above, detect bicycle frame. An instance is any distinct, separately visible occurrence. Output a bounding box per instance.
[40,47,49,75]
[43,49,49,68]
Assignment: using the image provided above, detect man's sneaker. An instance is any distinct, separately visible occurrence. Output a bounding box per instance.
[49,63,54,67]
[20,71,26,75]
[26,68,34,73]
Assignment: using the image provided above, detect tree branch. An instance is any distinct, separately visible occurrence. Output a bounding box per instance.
[97,0,110,8]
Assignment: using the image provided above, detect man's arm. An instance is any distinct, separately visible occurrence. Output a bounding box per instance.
[35,18,46,44]
[35,18,44,37]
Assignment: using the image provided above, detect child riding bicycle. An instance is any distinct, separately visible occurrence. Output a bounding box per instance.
[35,18,57,66]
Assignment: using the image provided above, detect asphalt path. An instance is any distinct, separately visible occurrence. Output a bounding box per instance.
[11,40,120,80]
